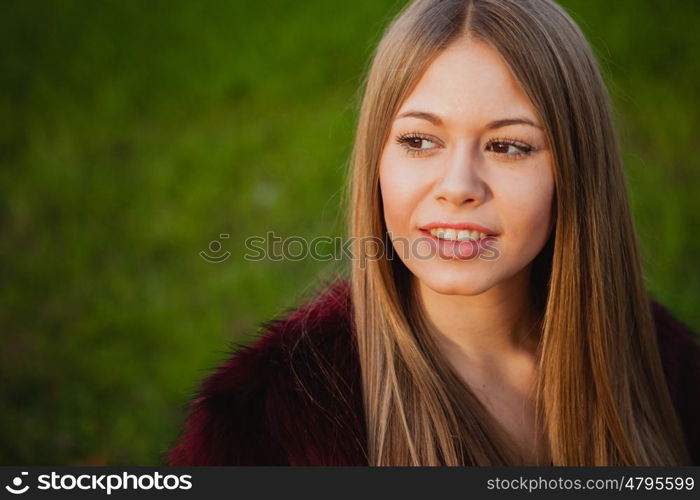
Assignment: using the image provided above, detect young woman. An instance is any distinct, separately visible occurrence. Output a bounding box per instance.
[167,0,700,466]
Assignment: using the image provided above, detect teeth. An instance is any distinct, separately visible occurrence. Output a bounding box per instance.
[457,230,475,241]
[429,228,489,241]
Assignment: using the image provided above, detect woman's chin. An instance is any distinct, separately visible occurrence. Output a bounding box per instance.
[413,268,500,296]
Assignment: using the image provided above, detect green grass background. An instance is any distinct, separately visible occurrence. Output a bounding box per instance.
[1,0,698,465]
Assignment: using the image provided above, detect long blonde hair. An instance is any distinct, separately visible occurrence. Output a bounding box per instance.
[347,0,690,465]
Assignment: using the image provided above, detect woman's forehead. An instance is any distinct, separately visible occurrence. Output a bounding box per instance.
[396,39,539,130]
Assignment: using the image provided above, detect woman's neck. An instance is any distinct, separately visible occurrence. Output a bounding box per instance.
[413,266,547,465]
[415,266,541,373]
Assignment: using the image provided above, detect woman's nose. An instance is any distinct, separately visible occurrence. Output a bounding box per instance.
[433,142,488,206]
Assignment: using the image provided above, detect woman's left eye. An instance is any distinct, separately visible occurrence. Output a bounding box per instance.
[485,139,534,158]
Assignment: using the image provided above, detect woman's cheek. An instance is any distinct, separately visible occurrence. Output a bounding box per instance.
[379,166,404,236]
[379,158,422,235]
[498,167,554,253]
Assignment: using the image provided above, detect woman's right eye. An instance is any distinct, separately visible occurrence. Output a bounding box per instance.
[395,133,440,156]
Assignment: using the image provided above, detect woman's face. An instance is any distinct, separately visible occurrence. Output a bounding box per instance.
[379,39,555,296]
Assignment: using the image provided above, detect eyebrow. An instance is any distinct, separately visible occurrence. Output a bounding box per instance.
[395,110,543,130]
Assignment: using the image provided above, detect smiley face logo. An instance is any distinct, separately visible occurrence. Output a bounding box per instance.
[200,233,231,263]
[5,472,29,495]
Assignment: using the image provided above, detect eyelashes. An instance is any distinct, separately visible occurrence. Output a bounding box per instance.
[394,131,537,159]
[395,132,440,156]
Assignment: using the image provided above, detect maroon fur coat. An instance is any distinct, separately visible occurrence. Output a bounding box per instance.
[166,278,700,466]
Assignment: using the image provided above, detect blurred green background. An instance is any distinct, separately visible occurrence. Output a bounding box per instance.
[0,0,698,465]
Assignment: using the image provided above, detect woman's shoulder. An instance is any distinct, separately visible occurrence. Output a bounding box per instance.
[650,299,700,464]
[165,276,366,466]
[650,299,700,391]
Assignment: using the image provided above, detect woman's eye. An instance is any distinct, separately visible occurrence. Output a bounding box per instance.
[395,133,439,156]
[395,134,535,159]
[485,139,534,158]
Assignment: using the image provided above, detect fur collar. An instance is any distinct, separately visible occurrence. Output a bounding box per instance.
[167,278,367,465]
[166,277,699,465]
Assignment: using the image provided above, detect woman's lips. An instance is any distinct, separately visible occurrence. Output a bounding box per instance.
[419,221,498,235]
[418,229,498,260]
